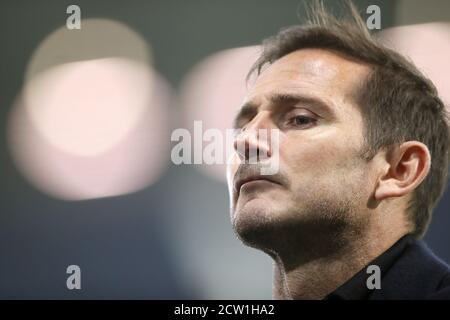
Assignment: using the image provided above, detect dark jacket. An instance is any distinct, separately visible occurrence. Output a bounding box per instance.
[327,235,450,300]
[369,239,450,300]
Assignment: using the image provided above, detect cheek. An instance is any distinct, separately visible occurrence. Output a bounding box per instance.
[281,132,365,185]
[283,137,337,168]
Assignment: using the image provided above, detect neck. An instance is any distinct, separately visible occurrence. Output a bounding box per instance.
[272,226,407,300]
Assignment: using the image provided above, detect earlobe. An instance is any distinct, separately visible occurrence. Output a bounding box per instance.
[374,179,402,200]
[373,141,431,201]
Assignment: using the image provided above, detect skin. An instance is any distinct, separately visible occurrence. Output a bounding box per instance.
[226,48,431,299]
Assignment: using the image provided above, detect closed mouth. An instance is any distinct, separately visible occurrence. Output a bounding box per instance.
[234,175,281,196]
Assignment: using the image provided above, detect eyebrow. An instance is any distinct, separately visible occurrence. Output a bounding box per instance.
[233,93,334,128]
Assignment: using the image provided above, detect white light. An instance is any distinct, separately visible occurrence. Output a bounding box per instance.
[8,19,171,200]
[23,58,154,156]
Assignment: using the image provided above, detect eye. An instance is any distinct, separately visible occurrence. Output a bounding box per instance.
[292,115,314,126]
[286,114,317,128]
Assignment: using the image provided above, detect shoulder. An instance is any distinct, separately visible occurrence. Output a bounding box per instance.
[371,238,450,300]
[428,272,450,299]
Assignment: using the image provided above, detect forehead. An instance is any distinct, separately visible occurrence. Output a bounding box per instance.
[245,48,370,109]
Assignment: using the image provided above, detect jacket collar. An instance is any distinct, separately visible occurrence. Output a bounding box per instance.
[368,239,450,299]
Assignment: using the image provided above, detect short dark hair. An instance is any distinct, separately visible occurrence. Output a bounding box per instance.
[248,0,450,238]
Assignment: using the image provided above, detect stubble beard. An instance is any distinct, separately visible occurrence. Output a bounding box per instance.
[231,180,369,270]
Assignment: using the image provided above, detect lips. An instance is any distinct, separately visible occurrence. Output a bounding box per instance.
[234,174,281,195]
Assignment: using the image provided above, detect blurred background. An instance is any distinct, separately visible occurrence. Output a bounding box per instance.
[0,0,449,299]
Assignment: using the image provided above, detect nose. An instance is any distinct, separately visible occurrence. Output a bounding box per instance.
[233,112,274,163]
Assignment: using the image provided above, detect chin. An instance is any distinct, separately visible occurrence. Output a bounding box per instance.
[231,198,287,249]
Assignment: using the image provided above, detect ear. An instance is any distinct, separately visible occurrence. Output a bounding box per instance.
[374,141,431,201]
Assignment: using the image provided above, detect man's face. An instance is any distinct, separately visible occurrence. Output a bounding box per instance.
[227,48,376,251]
